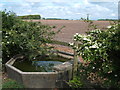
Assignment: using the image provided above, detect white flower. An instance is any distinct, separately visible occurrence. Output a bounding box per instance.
[78,34,82,38]
[92,67,95,69]
[112,32,115,34]
[108,71,112,73]
[98,43,102,47]
[9,32,11,34]
[106,65,108,67]
[83,37,91,41]
[6,32,8,34]
[74,38,77,41]
[103,59,105,62]
[7,41,10,44]
[74,33,79,37]
[89,44,99,49]
[115,75,117,77]
[69,42,74,46]
[76,33,79,35]
[85,46,89,49]
[107,26,112,29]
[5,36,8,38]
[74,34,76,37]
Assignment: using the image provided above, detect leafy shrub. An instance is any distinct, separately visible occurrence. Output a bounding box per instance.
[68,76,84,88]
[2,9,19,30]
[2,10,57,64]
[70,20,120,88]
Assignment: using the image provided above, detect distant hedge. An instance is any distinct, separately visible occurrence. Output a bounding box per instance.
[45,18,69,20]
[18,15,41,19]
[98,19,117,21]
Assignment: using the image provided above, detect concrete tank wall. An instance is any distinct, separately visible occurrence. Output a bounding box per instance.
[21,72,58,88]
[5,56,73,88]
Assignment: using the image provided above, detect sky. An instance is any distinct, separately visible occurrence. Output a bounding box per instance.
[0,0,119,20]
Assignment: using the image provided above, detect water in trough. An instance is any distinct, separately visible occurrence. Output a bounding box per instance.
[13,55,70,72]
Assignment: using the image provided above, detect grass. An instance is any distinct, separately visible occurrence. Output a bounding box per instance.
[2,79,24,89]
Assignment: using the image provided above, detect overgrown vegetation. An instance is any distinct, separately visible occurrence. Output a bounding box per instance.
[2,10,58,64]
[68,76,84,88]
[69,20,120,88]
[2,79,24,88]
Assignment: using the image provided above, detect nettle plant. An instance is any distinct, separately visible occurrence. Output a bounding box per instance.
[70,21,120,88]
[2,10,57,64]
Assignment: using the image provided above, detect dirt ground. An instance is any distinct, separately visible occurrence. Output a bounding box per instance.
[26,20,111,43]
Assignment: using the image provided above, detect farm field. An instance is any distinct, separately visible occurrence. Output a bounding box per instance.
[2,1,119,88]
[25,20,111,43]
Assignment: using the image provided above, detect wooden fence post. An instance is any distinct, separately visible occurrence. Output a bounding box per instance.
[73,41,79,78]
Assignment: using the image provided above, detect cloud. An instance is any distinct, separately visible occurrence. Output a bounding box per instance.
[21,3,30,7]
[88,0,119,2]
[0,0,118,20]
[0,3,3,7]
[24,0,43,2]
[27,9,32,13]
[73,3,81,8]
[111,13,116,16]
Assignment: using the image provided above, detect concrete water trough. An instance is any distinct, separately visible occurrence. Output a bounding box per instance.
[5,51,74,88]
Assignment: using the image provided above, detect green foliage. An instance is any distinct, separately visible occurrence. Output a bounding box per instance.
[18,15,41,19]
[68,76,84,88]
[70,20,120,88]
[2,10,57,64]
[2,79,24,88]
[1,9,19,30]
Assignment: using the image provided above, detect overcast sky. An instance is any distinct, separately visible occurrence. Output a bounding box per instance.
[0,0,119,20]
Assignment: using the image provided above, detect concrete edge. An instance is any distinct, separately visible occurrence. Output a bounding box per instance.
[5,57,59,74]
[5,64,22,74]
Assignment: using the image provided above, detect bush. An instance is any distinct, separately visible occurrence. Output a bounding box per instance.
[2,10,57,64]
[2,9,19,30]
[70,20,120,88]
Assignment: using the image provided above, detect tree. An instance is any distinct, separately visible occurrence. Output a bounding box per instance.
[2,10,56,64]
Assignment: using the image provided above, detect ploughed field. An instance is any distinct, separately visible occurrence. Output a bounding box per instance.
[25,20,110,43]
